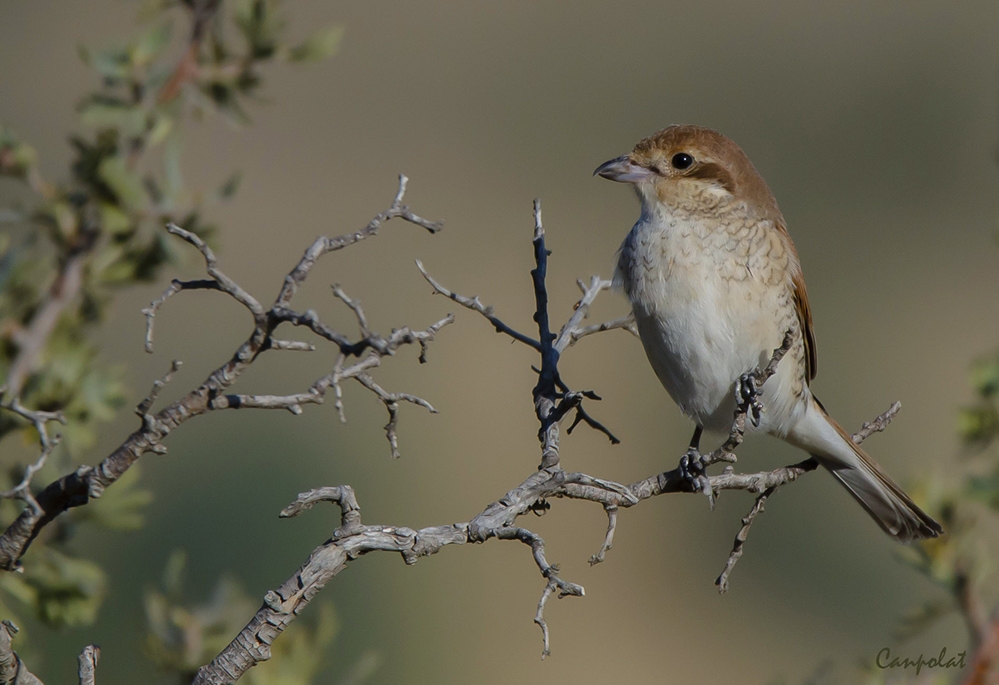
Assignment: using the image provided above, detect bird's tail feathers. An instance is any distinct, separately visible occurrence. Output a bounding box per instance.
[788,398,943,543]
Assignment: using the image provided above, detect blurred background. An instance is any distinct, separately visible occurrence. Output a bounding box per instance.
[2,1,999,683]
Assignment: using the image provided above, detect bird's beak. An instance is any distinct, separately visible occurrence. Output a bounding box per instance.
[593,155,653,183]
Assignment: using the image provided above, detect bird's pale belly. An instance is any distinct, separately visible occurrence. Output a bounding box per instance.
[623,242,801,433]
[631,283,766,431]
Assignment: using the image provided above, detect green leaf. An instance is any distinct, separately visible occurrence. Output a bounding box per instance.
[144,572,258,672]
[130,232,175,281]
[288,25,343,63]
[0,129,38,178]
[4,548,107,628]
[967,470,999,510]
[40,200,80,242]
[971,358,999,396]
[133,22,173,65]
[97,156,148,209]
[80,45,133,81]
[147,112,174,146]
[79,100,148,136]
[97,250,138,284]
[893,599,954,640]
[99,202,134,236]
[234,0,285,59]
[162,549,187,598]
[958,405,999,447]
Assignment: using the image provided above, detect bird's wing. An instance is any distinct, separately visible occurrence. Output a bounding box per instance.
[775,217,817,382]
[791,263,817,382]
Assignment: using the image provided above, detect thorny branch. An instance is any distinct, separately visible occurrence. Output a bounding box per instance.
[0,175,448,571]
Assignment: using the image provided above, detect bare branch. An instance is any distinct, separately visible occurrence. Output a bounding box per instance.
[496,526,584,659]
[77,645,100,685]
[268,339,315,352]
[852,400,902,444]
[566,402,621,445]
[588,505,618,566]
[330,355,347,422]
[529,200,570,470]
[331,284,369,337]
[271,306,356,350]
[353,372,437,459]
[196,480,592,681]
[165,224,266,320]
[194,489,466,684]
[275,174,442,308]
[142,279,221,353]
[135,360,183,417]
[715,486,775,593]
[415,260,541,350]
[534,581,557,659]
[554,276,615,353]
[279,486,362,536]
[12,186,918,678]
[0,621,43,685]
[0,398,66,520]
[192,390,903,679]
[711,400,902,592]
[209,392,322,414]
[566,314,638,347]
[0,178,448,570]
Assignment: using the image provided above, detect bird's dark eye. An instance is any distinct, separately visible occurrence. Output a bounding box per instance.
[671,153,694,170]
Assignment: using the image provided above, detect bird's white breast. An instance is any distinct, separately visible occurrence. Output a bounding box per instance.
[617,207,802,433]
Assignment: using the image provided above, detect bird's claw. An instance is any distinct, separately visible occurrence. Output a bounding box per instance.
[680,448,715,510]
[736,373,763,428]
[679,447,703,479]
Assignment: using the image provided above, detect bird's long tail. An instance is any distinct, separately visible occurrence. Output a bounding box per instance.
[785,397,943,542]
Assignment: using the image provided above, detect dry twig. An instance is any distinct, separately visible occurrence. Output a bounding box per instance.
[0,175,448,571]
[3,188,915,681]
[192,198,907,679]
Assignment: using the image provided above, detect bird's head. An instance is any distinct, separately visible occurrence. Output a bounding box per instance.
[594,124,780,220]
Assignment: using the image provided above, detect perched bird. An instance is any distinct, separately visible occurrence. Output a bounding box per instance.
[595,124,942,542]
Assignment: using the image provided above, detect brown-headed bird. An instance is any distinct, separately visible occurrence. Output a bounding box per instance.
[595,124,942,541]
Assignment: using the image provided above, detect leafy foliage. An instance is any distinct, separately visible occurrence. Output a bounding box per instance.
[0,2,342,676]
[144,550,339,683]
[853,337,999,684]
[0,548,106,628]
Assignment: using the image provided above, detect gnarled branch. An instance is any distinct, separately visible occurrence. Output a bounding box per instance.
[193,198,910,681]
[0,176,447,571]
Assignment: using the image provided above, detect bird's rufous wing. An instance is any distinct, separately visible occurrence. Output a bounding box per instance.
[776,220,817,382]
[792,268,817,382]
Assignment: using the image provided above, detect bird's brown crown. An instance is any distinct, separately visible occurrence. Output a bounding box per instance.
[630,124,782,220]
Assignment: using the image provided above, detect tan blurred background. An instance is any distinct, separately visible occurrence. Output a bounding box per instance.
[3,1,999,683]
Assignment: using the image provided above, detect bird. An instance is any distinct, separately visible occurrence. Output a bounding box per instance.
[594,124,942,542]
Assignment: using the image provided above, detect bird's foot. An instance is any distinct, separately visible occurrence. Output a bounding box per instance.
[736,373,763,428]
[680,447,715,510]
